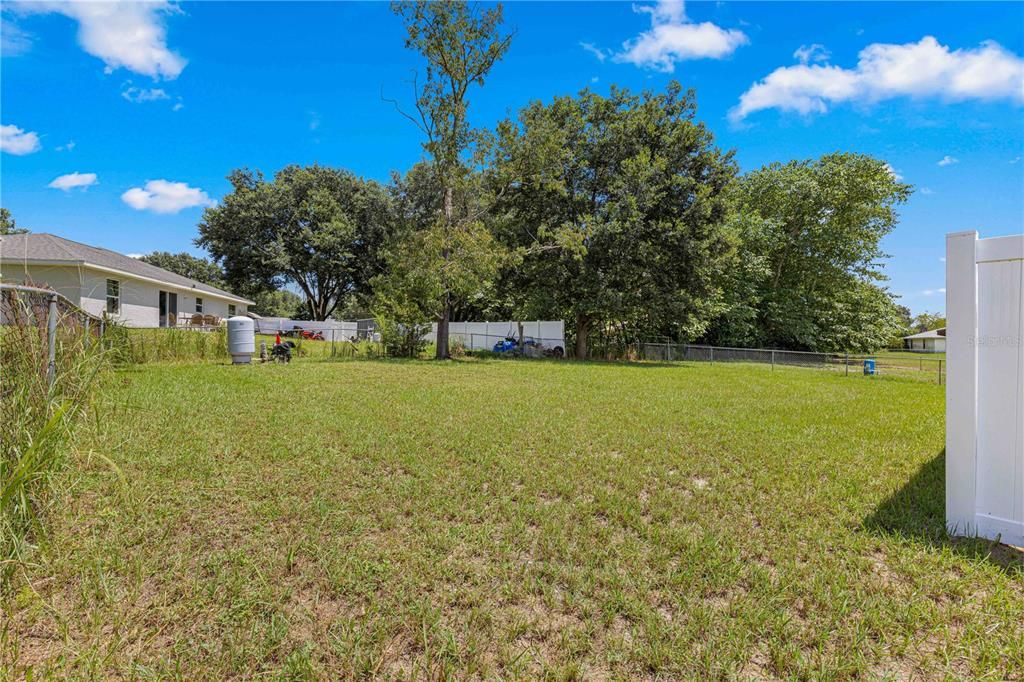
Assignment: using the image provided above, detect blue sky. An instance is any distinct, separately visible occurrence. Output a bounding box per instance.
[2,1,1022,315]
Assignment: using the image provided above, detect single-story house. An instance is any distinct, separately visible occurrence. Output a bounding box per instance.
[0,233,252,328]
[903,327,946,353]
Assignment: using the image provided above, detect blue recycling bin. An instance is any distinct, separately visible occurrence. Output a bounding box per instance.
[863,358,876,375]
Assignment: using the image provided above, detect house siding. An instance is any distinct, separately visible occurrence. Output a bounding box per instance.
[904,336,946,353]
[2,262,84,305]
[4,263,247,327]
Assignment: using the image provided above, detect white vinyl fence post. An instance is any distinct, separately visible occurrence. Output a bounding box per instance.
[945,230,978,537]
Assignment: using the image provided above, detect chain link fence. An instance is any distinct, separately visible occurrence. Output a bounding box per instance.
[2,283,110,580]
[640,342,945,383]
[1,283,105,390]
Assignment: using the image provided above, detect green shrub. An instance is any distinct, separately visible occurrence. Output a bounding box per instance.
[104,326,228,364]
[376,317,430,358]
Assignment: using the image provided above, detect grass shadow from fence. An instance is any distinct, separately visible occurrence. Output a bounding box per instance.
[862,449,1024,574]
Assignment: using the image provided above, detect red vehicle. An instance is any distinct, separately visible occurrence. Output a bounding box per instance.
[283,326,325,341]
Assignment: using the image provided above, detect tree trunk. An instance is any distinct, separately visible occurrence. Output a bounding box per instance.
[575,314,590,360]
[436,297,450,359]
[436,184,455,360]
[517,320,524,354]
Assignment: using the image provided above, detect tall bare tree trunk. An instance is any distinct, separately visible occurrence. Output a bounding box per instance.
[575,313,590,360]
[436,185,454,359]
[437,297,450,358]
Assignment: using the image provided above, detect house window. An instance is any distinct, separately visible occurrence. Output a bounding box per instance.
[195,297,204,313]
[105,279,120,315]
[228,304,236,316]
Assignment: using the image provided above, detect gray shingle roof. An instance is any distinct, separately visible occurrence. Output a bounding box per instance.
[903,328,946,340]
[0,233,252,304]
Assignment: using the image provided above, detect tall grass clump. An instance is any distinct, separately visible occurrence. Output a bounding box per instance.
[1,290,108,589]
[104,325,228,364]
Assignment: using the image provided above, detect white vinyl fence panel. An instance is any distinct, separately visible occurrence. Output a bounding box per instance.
[426,320,566,351]
[946,230,1024,546]
[253,317,360,338]
[251,317,566,351]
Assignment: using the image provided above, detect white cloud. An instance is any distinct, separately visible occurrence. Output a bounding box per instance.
[883,163,903,181]
[1010,156,1021,164]
[126,253,144,259]
[1,17,32,55]
[794,43,830,65]
[56,140,76,152]
[732,36,1024,121]
[939,257,946,262]
[937,155,959,166]
[308,111,321,131]
[922,288,946,296]
[637,0,686,24]
[613,0,748,73]
[0,123,41,155]
[48,172,98,191]
[580,41,607,62]
[921,187,935,195]
[173,101,184,112]
[121,180,214,214]
[15,1,186,79]
[121,83,170,103]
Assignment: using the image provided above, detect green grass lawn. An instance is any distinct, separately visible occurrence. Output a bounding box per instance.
[3,359,1021,679]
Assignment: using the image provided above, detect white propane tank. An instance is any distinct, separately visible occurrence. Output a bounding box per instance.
[227,316,255,364]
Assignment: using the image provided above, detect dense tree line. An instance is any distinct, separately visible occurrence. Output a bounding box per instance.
[161,1,916,354]
[192,125,911,353]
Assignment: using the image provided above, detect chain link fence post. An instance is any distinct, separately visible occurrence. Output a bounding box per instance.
[47,293,58,388]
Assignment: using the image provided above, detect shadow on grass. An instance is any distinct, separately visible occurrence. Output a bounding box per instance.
[863,449,1024,574]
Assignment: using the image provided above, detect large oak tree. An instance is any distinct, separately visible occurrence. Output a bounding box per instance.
[197,165,396,320]
[489,82,738,358]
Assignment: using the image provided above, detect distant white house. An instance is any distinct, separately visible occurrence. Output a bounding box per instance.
[0,233,252,328]
[903,327,946,353]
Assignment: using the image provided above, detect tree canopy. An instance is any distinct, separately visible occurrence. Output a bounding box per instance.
[0,208,27,235]
[388,0,512,358]
[704,153,912,352]
[197,165,397,320]
[488,82,738,357]
[139,251,225,287]
[910,311,946,333]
